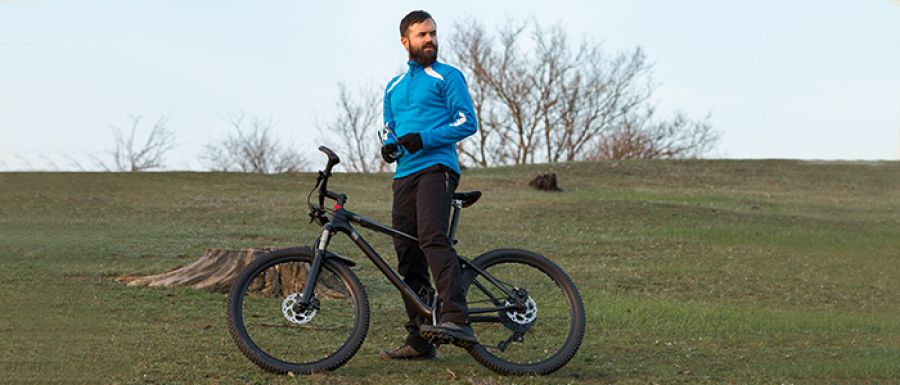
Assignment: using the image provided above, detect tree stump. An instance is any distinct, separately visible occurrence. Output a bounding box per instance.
[529,172,562,191]
[117,248,345,298]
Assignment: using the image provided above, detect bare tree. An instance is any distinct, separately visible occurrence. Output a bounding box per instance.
[553,47,653,162]
[202,112,308,174]
[450,20,504,168]
[449,17,718,166]
[531,23,594,164]
[487,19,545,165]
[317,83,386,173]
[108,115,176,172]
[590,109,718,160]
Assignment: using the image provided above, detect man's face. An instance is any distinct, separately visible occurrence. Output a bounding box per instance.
[402,18,438,66]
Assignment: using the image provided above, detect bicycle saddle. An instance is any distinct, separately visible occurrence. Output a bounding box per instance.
[452,190,482,208]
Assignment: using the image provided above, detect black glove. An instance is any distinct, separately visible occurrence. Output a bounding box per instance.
[398,133,423,154]
[381,143,399,163]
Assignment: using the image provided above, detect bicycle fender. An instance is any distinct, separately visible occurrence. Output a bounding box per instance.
[323,249,357,267]
[303,242,359,267]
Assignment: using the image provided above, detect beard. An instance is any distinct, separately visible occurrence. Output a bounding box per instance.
[409,41,438,67]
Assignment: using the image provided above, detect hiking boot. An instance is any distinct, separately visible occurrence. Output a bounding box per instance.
[378,344,436,360]
[420,322,478,348]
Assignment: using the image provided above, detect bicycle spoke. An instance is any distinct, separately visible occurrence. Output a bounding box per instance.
[237,259,360,366]
[467,258,574,366]
[471,278,504,304]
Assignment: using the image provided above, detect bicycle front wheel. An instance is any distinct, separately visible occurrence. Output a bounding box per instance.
[462,249,585,375]
[226,247,369,374]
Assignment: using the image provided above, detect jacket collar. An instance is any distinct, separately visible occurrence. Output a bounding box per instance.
[407,59,439,72]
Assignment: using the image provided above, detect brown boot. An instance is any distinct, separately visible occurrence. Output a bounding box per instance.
[378,344,436,360]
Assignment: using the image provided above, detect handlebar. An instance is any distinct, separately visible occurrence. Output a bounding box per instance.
[318,145,340,176]
[308,147,347,224]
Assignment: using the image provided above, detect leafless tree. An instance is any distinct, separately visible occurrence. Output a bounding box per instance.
[484,19,546,165]
[108,114,176,172]
[590,109,718,160]
[317,83,387,173]
[450,20,506,168]
[202,112,308,173]
[552,47,654,162]
[449,17,718,166]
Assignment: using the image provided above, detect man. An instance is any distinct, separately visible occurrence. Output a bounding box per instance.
[378,10,479,360]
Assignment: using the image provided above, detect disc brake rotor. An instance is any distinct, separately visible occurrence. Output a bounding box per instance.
[282,293,317,325]
[504,296,537,325]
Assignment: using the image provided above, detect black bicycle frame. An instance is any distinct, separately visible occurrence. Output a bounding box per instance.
[298,202,522,323]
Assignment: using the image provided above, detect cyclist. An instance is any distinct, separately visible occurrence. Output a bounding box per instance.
[378,10,479,360]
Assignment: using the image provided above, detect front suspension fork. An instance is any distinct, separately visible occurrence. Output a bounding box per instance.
[298,226,332,308]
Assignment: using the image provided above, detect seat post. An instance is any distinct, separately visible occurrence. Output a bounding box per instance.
[448,199,463,245]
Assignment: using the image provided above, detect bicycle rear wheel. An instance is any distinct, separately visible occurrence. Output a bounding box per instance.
[461,248,585,375]
[226,247,369,374]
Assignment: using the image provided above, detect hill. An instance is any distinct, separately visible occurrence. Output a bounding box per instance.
[1,159,898,384]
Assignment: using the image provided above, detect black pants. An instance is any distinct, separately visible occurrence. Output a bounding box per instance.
[392,164,468,347]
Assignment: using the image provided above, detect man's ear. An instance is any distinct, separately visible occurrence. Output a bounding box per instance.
[400,36,410,52]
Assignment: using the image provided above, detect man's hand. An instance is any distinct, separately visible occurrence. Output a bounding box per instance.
[381,143,399,163]
[398,133,423,154]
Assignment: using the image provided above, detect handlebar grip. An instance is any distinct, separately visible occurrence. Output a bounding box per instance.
[318,146,341,174]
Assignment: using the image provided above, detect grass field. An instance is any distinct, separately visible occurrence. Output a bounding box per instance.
[1,159,899,384]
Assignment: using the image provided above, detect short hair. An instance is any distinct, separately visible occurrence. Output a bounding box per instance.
[399,10,433,37]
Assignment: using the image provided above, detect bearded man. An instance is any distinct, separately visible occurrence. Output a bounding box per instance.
[378,10,479,360]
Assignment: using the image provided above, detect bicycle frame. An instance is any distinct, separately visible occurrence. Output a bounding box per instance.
[299,198,523,324]
[229,147,584,376]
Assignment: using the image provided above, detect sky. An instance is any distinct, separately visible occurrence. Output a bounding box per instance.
[1,0,898,171]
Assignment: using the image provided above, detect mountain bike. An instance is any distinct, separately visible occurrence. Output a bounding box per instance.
[226,146,585,375]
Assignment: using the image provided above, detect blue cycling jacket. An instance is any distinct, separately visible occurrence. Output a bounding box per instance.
[383,59,478,179]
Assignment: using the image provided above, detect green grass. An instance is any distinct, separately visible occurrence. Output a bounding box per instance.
[1,159,899,384]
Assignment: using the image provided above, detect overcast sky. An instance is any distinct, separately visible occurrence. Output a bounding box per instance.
[1,0,898,171]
